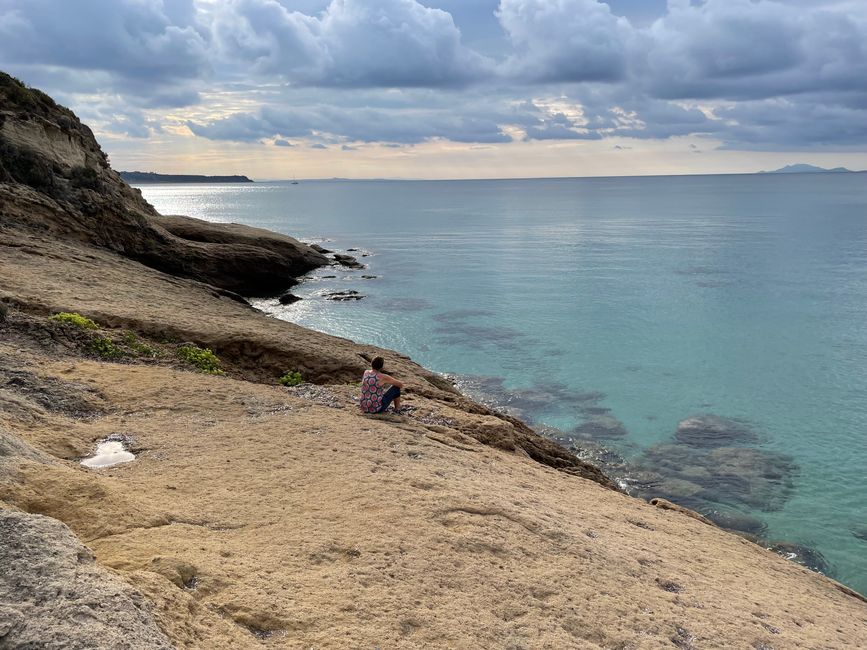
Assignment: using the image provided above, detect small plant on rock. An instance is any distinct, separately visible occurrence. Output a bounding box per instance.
[50,312,98,329]
[89,335,124,360]
[177,345,224,375]
[278,370,304,387]
[122,331,159,358]
[0,302,8,323]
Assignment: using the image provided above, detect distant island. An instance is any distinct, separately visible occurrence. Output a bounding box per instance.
[119,171,254,184]
[760,164,856,174]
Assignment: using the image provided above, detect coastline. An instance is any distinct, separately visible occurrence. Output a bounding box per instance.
[2,74,866,647]
[3,219,866,648]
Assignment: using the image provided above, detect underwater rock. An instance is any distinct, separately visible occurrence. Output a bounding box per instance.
[635,443,797,513]
[573,414,628,438]
[675,414,758,448]
[701,506,768,536]
[767,541,831,575]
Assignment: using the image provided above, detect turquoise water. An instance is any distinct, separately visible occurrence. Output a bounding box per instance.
[139,174,867,593]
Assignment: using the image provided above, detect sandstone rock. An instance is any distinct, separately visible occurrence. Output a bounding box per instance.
[0,510,173,649]
[649,498,714,526]
[0,72,327,298]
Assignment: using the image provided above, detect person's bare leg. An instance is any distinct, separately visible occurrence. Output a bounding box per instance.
[393,396,402,410]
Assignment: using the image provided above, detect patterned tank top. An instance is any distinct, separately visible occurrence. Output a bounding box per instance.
[360,370,385,413]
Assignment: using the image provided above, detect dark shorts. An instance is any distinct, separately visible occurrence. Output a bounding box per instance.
[376,385,401,413]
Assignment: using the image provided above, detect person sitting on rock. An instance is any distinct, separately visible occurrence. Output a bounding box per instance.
[360,356,404,414]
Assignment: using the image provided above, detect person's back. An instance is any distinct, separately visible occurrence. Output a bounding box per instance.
[360,368,386,413]
[359,357,403,414]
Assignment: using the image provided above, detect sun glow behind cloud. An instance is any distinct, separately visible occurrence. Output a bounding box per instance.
[1,0,865,178]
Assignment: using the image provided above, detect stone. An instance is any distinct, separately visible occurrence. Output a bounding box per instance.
[325,291,364,301]
[766,541,831,575]
[675,414,758,448]
[0,510,173,649]
[278,293,302,305]
[332,254,364,269]
[702,507,768,536]
[573,414,628,438]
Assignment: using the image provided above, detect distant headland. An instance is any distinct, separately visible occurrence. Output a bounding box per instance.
[119,171,254,184]
[760,164,858,174]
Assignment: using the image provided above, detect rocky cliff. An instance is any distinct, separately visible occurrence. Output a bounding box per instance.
[0,72,326,297]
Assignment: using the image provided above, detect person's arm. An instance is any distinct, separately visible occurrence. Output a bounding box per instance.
[378,373,403,389]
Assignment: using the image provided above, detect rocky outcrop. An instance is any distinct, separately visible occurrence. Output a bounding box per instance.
[0,72,326,296]
[0,509,173,649]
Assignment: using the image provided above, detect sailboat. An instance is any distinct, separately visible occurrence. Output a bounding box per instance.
[291,174,299,185]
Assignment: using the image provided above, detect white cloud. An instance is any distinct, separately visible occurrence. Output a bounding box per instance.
[496,0,631,82]
[212,0,493,87]
[2,0,866,153]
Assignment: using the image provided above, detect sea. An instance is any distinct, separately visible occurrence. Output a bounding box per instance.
[138,173,867,595]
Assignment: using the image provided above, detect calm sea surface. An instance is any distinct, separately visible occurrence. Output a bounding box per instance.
[139,174,867,593]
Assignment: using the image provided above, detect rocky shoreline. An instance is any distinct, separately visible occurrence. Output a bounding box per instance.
[2,72,866,648]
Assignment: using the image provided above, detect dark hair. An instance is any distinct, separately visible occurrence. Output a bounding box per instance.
[371,356,384,370]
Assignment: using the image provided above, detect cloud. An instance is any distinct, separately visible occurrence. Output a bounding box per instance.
[496,0,631,82]
[273,139,295,147]
[187,98,512,144]
[310,143,328,149]
[212,0,493,87]
[639,0,867,101]
[2,0,866,152]
[715,97,867,150]
[0,0,209,82]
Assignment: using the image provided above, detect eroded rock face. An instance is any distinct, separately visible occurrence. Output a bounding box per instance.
[0,510,173,649]
[0,72,327,297]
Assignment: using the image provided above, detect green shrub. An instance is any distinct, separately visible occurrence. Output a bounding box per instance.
[50,312,97,329]
[278,370,304,387]
[177,345,224,375]
[122,331,159,358]
[89,335,124,360]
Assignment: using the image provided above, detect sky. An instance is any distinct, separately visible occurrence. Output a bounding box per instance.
[1,0,866,179]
